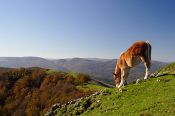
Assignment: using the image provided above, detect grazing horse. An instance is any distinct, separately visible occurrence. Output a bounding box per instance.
[113,41,152,88]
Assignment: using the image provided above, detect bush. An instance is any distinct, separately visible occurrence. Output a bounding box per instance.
[65,74,74,83]
[76,74,90,84]
[0,68,93,116]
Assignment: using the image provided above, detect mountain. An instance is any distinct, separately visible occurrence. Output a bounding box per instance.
[0,57,168,84]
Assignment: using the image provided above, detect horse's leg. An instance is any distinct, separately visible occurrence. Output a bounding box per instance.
[144,61,150,79]
[140,56,151,80]
[118,69,124,88]
[124,69,129,85]
[118,68,128,88]
[143,58,151,79]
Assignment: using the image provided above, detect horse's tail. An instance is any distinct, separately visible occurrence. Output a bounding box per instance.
[146,41,152,61]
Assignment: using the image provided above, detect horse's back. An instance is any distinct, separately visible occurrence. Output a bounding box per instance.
[123,41,150,67]
[126,41,148,56]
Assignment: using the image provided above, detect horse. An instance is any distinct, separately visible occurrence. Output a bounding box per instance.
[113,41,152,88]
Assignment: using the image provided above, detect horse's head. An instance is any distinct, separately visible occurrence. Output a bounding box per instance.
[113,64,121,88]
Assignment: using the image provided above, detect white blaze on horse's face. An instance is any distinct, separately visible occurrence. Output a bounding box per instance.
[113,73,121,88]
[118,79,123,88]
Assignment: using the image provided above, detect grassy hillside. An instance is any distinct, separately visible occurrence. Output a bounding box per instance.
[54,63,175,116]
[156,62,175,75]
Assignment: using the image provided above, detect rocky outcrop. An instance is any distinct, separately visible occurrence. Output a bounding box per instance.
[45,89,111,116]
[150,68,175,77]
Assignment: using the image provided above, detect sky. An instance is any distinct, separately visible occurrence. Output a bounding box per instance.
[0,0,175,62]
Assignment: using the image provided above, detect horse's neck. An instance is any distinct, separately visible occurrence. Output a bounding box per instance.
[115,64,121,74]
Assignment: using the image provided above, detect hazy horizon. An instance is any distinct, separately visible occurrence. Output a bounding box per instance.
[0,56,171,63]
[0,0,175,62]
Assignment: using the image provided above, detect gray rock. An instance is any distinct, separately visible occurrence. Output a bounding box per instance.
[45,110,54,116]
[74,102,80,107]
[97,100,100,103]
[51,103,61,111]
[136,79,140,85]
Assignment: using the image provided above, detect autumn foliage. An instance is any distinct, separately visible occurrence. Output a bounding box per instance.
[0,68,92,116]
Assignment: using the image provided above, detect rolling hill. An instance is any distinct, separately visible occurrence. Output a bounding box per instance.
[0,57,167,84]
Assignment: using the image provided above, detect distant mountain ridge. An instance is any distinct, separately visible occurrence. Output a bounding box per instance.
[0,57,168,84]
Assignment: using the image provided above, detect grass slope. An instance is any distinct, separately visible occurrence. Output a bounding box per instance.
[82,75,175,116]
[55,63,175,116]
[157,62,175,75]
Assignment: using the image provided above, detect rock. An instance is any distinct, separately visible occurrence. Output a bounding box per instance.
[45,110,54,116]
[45,91,102,116]
[136,79,140,85]
[74,102,80,107]
[119,88,123,92]
[61,104,67,108]
[150,73,157,77]
[97,100,100,103]
[101,89,111,95]
[51,103,61,111]
[69,100,75,104]
[94,91,100,95]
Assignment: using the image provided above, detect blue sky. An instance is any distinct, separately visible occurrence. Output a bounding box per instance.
[0,0,175,62]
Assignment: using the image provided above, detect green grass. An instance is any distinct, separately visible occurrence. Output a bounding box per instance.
[46,70,80,78]
[55,75,175,116]
[82,75,175,116]
[76,82,106,92]
[54,63,175,116]
[157,62,175,74]
[45,69,61,75]
[68,71,79,78]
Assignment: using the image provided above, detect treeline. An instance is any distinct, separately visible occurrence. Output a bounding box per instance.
[0,68,92,116]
